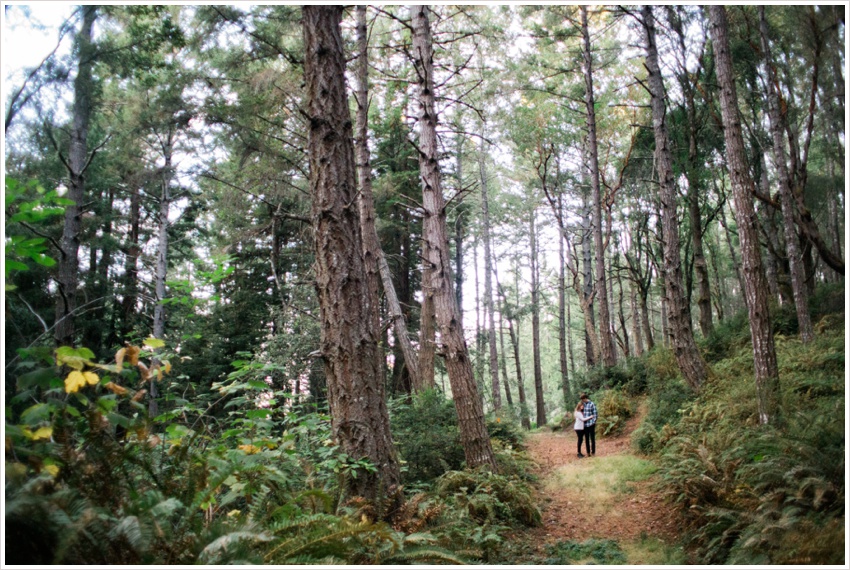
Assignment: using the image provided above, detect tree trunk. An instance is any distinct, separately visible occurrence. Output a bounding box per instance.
[581,6,616,368]
[497,310,514,408]
[529,206,546,427]
[121,184,141,336]
[411,5,496,470]
[354,6,423,388]
[496,272,530,430]
[642,5,709,392]
[479,139,501,410]
[580,192,597,367]
[708,5,781,426]
[55,6,97,348]
[557,195,571,408]
[302,5,401,500]
[758,6,814,343]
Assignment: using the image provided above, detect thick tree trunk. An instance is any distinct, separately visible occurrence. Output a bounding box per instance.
[479,141,501,410]
[354,6,423,388]
[302,5,401,500]
[55,6,97,348]
[709,5,781,426]
[758,7,814,343]
[411,5,496,470]
[581,6,616,368]
[529,207,546,427]
[642,6,709,392]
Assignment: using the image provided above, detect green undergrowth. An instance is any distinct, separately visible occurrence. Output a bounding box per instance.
[632,285,845,565]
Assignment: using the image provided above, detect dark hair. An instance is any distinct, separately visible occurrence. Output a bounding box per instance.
[580,393,589,400]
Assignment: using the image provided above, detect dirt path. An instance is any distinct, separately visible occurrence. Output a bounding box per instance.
[513,403,685,563]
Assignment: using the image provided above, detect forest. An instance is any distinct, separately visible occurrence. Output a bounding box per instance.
[3,4,845,565]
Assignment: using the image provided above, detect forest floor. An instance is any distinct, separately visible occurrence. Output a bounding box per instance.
[505,402,691,565]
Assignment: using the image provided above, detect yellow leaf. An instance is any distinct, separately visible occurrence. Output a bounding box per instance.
[83,371,99,386]
[238,444,260,455]
[104,382,128,396]
[43,464,60,477]
[32,426,53,440]
[227,509,241,518]
[144,337,165,349]
[115,347,126,369]
[163,361,172,375]
[65,371,87,393]
[132,389,147,402]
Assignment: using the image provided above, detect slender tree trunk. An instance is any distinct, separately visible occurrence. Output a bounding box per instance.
[479,139,501,410]
[55,6,97,348]
[411,5,496,470]
[642,5,709,392]
[454,133,466,318]
[759,7,814,343]
[718,199,745,302]
[580,193,597,367]
[419,263,436,390]
[630,281,643,357]
[148,132,175,417]
[529,206,546,427]
[581,6,616,368]
[354,6,423,388]
[496,273,530,430]
[709,5,781,425]
[303,5,401,500]
[497,312,514,408]
[557,196,571,408]
[122,185,141,335]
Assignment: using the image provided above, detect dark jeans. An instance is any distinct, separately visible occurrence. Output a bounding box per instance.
[575,429,585,454]
[584,423,596,455]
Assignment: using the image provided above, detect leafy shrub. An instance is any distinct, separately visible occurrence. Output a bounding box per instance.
[435,468,541,528]
[596,389,634,436]
[630,421,659,455]
[388,390,465,484]
[574,360,647,395]
[486,414,526,450]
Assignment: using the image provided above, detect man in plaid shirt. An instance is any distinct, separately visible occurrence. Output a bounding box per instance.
[580,393,597,456]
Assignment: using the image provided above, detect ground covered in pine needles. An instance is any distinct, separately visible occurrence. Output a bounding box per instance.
[501,403,689,565]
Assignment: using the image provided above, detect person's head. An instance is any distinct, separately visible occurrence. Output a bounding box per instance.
[580,393,589,402]
[575,401,584,412]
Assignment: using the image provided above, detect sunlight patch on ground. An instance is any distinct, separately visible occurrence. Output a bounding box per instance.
[620,535,687,565]
[546,454,657,502]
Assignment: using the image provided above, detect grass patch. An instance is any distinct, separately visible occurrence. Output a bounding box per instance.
[544,538,627,565]
[547,455,658,502]
[621,535,688,565]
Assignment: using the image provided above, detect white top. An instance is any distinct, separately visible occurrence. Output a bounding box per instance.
[574,410,591,430]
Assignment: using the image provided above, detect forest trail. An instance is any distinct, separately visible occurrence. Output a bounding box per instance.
[514,402,687,564]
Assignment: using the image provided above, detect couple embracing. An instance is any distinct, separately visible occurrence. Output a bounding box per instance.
[573,393,597,458]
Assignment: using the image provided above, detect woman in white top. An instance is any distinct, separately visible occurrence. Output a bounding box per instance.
[574,401,593,458]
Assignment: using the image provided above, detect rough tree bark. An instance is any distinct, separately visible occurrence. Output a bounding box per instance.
[302,5,401,500]
[479,139,501,409]
[708,5,781,426]
[529,206,546,427]
[354,6,424,387]
[411,5,496,470]
[642,5,709,392]
[758,6,814,343]
[581,6,616,368]
[55,6,97,347]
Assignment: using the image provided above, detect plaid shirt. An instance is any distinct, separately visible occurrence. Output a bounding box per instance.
[583,400,597,427]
